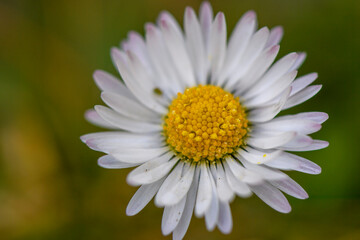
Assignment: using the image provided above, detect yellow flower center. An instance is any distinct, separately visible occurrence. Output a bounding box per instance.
[163,85,249,162]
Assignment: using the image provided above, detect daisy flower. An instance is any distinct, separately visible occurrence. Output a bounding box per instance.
[81,2,328,239]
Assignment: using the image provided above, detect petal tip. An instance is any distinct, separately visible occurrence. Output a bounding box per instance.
[145,22,156,34]
[110,47,120,55]
[314,165,322,175]
[97,156,108,168]
[128,31,140,41]
[94,105,102,112]
[80,135,88,143]
[269,44,280,54]
[185,6,193,15]
[321,140,329,148]
[125,207,136,216]
[126,174,139,187]
[244,10,257,20]
[200,1,212,12]
[216,11,225,20]
[93,69,103,79]
[273,25,284,32]
[159,18,169,29]
[289,52,299,60]
[298,51,307,58]
[281,205,292,214]
[322,112,329,122]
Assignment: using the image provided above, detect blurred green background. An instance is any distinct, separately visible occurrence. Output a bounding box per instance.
[0,0,359,239]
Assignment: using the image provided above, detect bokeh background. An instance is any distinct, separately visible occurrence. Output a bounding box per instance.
[0,0,359,239]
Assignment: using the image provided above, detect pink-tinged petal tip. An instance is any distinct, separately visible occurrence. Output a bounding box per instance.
[80,135,87,143]
[120,40,129,51]
[243,10,257,20]
[92,70,102,80]
[288,52,299,60]
[269,44,280,54]
[214,12,225,30]
[160,18,169,29]
[272,26,284,36]
[128,31,141,40]
[185,7,194,19]
[200,1,212,13]
[110,47,121,58]
[145,23,155,34]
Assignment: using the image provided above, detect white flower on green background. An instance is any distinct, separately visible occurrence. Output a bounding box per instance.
[81,2,328,239]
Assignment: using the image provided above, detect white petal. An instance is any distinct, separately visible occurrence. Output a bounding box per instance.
[93,70,136,100]
[81,131,163,153]
[220,11,257,83]
[101,92,160,122]
[126,50,170,106]
[98,155,140,169]
[111,48,167,114]
[94,105,161,133]
[157,10,183,33]
[226,11,257,67]
[273,111,329,124]
[283,85,322,110]
[126,178,165,216]
[265,26,283,48]
[205,167,219,231]
[238,156,288,181]
[279,134,313,149]
[154,162,183,203]
[112,47,148,88]
[290,73,318,96]
[199,1,213,56]
[223,161,252,197]
[84,109,116,129]
[145,23,183,94]
[80,131,161,145]
[238,147,283,164]
[233,45,280,94]
[173,166,199,240]
[244,70,297,107]
[270,177,308,199]
[209,163,217,178]
[195,164,213,217]
[250,182,291,213]
[244,52,298,99]
[247,86,291,123]
[254,118,322,135]
[279,139,329,151]
[288,52,306,72]
[224,26,269,88]
[122,31,151,70]
[217,201,233,234]
[214,164,234,203]
[162,196,187,236]
[265,152,321,174]
[184,7,206,84]
[226,158,262,184]
[112,147,169,164]
[247,131,296,149]
[156,164,195,206]
[159,12,196,87]
[209,12,227,83]
[126,153,177,186]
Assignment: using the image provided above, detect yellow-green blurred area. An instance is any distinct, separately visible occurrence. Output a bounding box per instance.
[0,0,359,239]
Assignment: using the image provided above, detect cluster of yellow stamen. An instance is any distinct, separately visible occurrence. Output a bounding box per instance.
[163,85,249,162]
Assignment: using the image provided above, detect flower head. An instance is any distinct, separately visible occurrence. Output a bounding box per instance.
[81,2,328,239]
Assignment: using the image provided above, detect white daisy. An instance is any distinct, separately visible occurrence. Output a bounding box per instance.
[81,2,329,239]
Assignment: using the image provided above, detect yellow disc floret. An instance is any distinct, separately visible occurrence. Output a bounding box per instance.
[163,85,249,162]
